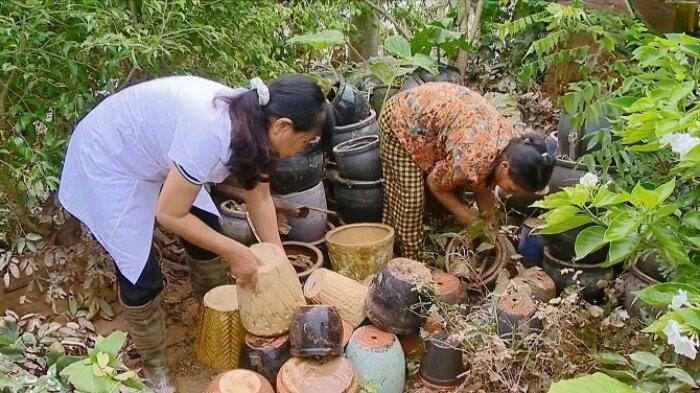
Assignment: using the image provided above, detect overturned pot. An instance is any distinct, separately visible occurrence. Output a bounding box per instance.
[332,135,381,182]
[271,137,324,195]
[327,79,371,127]
[239,334,291,390]
[418,331,465,390]
[282,241,323,283]
[289,305,344,358]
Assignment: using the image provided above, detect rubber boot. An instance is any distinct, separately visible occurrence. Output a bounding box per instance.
[121,294,178,393]
[185,255,231,302]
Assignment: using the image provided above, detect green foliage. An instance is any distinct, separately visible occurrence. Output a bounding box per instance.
[548,372,643,393]
[288,30,346,50]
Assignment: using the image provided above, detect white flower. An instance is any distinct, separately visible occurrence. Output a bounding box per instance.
[579,172,600,186]
[664,320,698,360]
[660,133,700,156]
[671,289,690,310]
[664,320,683,340]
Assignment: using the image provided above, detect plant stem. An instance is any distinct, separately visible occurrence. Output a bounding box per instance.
[361,0,412,40]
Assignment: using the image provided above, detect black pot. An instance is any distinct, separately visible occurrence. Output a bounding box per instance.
[271,137,324,195]
[416,64,462,85]
[542,246,617,304]
[327,110,379,158]
[635,252,669,282]
[400,75,423,91]
[332,135,381,181]
[368,85,400,115]
[327,79,371,127]
[331,174,383,223]
[544,224,609,264]
[239,334,291,390]
[418,331,465,388]
[289,305,343,358]
[558,110,613,160]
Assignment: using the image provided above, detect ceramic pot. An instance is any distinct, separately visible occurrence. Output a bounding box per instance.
[369,85,400,115]
[517,218,545,268]
[511,267,557,303]
[327,79,371,127]
[282,241,323,283]
[345,326,406,393]
[558,110,612,160]
[444,233,514,290]
[333,135,381,181]
[239,334,291,390]
[277,356,358,393]
[361,274,376,287]
[496,287,541,343]
[624,266,665,319]
[418,331,465,389]
[544,224,609,264]
[432,271,467,305]
[332,174,383,223]
[542,246,616,304]
[635,252,669,282]
[289,305,343,357]
[237,243,307,336]
[206,369,274,393]
[195,285,246,370]
[271,137,324,195]
[327,110,379,157]
[303,268,368,328]
[219,200,256,246]
[325,223,395,281]
[416,64,463,85]
[365,258,433,335]
[341,320,353,348]
[278,181,328,242]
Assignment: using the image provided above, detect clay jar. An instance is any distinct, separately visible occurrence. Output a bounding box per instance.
[496,287,541,344]
[419,331,465,390]
[542,246,616,304]
[289,305,344,357]
[365,258,433,335]
[345,325,406,393]
[277,356,358,393]
[206,369,274,393]
[239,334,291,390]
[432,271,467,305]
[325,223,395,281]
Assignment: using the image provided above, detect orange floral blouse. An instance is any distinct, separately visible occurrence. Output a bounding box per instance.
[386,82,515,192]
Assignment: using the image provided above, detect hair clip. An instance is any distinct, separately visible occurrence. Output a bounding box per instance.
[250,77,270,106]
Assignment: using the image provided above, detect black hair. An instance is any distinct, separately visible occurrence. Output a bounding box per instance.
[500,132,555,192]
[219,74,334,190]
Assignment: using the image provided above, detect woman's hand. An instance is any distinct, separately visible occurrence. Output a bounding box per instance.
[224,245,262,289]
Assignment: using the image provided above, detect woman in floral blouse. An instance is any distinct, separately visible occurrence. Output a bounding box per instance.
[380,82,554,260]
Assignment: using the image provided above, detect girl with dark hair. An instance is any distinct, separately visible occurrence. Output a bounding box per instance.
[380,82,554,261]
[58,74,332,392]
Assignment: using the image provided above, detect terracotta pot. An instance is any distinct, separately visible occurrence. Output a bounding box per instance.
[206,369,274,393]
[365,258,433,335]
[496,287,541,343]
[278,181,328,242]
[418,332,465,389]
[422,311,443,335]
[303,268,368,328]
[325,223,395,281]
[237,243,307,336]
[445,233,514,290]
[624,266,665,319]
[517,218,545,268]
[195,285,246,371]
[512,267,557,303]
[398,334,424,358]
[544,224,610,265]
[239,334,291,390]
[327,79,371,127]
[331,174,384,224]
[271,137,324,195]
[289,305,343,357]
[219,200,256,246]
[342,320,353,348]
[542,246,617,304]
[327,110,379,157]
[432,271,467,305]
[333,135,381,182]
[345,325,406,393]
[282,241,323,283]
[277,356,358,393]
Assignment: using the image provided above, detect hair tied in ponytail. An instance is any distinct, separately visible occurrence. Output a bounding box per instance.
[250,77,270,106]
[540,151,555,166]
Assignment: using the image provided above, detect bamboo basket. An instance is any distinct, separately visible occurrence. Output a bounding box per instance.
[195,285,246,370]
[303,268,368,328]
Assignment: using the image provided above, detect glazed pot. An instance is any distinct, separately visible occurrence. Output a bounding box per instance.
[542,246,617,304]
[282,241,323,283]
[303,268,368,328]
[277,181,328,243]
[206,369,275,393]
[558,110,612,160]
[635,252,669,282]
[277,356,358,393]
[418,331,465,389]
[239,334,291,390]
[332,174,383,223]
[271,137,324,195]
[445,233,514,290]
[325,223,395,281]
[517,218,545,268]
[416,64,463,85]
[624,266,665,319]
[369,85,400,115]
[345,325,406,393]
[544,224,609,264]
[327,110,379,157]
[327,79,371,127]
[365,258,433,335]
[432,271,467,305]
[496,288,540,344]
[289,305,344,358]
[219,200,256,246]
[333,135,381,181]
[196,285,246,371]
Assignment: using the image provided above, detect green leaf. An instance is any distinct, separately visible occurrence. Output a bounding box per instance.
[663,368,699,388]
[287,29,345,50]
[591,188,627,207]
[538,215,593,235]
[564,186,591,207]
[575,226,608,260]
[628,351,662,371]
[547,373,642,393]
[682,211,700,230]
[635,381,664,393]
[369,61,397,86]
[603,234,641,267]
[96,352,109,368]
[636,282,700,306]
[407,54,438,74]
[384,35,412,59]
[667,81,695,106]
[675,308,700,331]
[604,212,640,242]
[631,183,659,209]
[652,226,691,266]
[653,179,676,206]
[607,96,638,110]
[591,352,629,366]
[94,331,126,359]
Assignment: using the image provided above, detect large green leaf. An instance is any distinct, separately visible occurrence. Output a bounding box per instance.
[663,368,699,388]
[538,215,593,235]
[591,352,629,366]
[636,282,700,306]
[682,211,700,230]
[631,183,660,209]
[60,360,119,393]
[652,226,691,266]
[369,61,397,86]
[628,351,662,371]
[384,35,412,59]
[94,331,126,359]
[287,29,345,50]
[604,212,640,242]
[667,81,695,106]
[675,308,700,331]
[603,234,641,267]
[407,54,438,75]
[652,179,676,206]
[547,373,642,393]
[575,226,608,260]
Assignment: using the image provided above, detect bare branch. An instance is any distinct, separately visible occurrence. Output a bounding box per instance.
[468,0,485,42]
[362,0,412,40]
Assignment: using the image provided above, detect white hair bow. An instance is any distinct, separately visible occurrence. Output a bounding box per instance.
[250,77,270,106]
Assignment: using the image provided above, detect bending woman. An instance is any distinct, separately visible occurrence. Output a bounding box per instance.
[58,74,333,392]
[380,82,553,261]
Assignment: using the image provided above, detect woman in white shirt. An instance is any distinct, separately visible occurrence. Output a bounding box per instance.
[58,74,333,392]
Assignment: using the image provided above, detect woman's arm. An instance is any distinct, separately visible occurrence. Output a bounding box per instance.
[156,165,260,287]
[474,190,497,226]
[242,182,283,248]
[426,168,479,225]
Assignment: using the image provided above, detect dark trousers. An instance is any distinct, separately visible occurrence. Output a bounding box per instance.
[115,206,221,307]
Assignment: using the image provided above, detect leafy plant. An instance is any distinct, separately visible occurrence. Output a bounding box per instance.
[548,372,643,393]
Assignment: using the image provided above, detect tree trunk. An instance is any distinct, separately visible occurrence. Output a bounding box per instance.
[454,0,471,76]
[350,3,380,62]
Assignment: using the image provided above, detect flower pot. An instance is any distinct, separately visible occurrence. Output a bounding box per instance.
[542,246,617,304]
[219,200,256,246]
[271,137,324,195]
[361,274,376,287]
[432,271,467,305]
[517,218,545,268]
[239,334,291,390]
[325,223,395,281]
[303,268,368,328]
[418,331,465,389]
[327,110,379,157]
[277,181,328,243]
[332,135,381,181]
[237,243,306,336]
[417,64,463,85]
[345,325,406,393]
[195,285,246,371]
[511,267,557,303]
[558,110,612,160]
[289,305,344,358]
[327,79,371,127]
[635,252,669,283]
[624,266,665,319]
[544,224,609,264]
[342,320,353,348]
[277,356,358,393]
[365,258,433,335]
[445,233,514,290]
[331,174,383,223]
[369,85,400,115]
[206,369,275,393]
[398,334,424,359]
[282,241,323,283]
[496,287,540,343]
